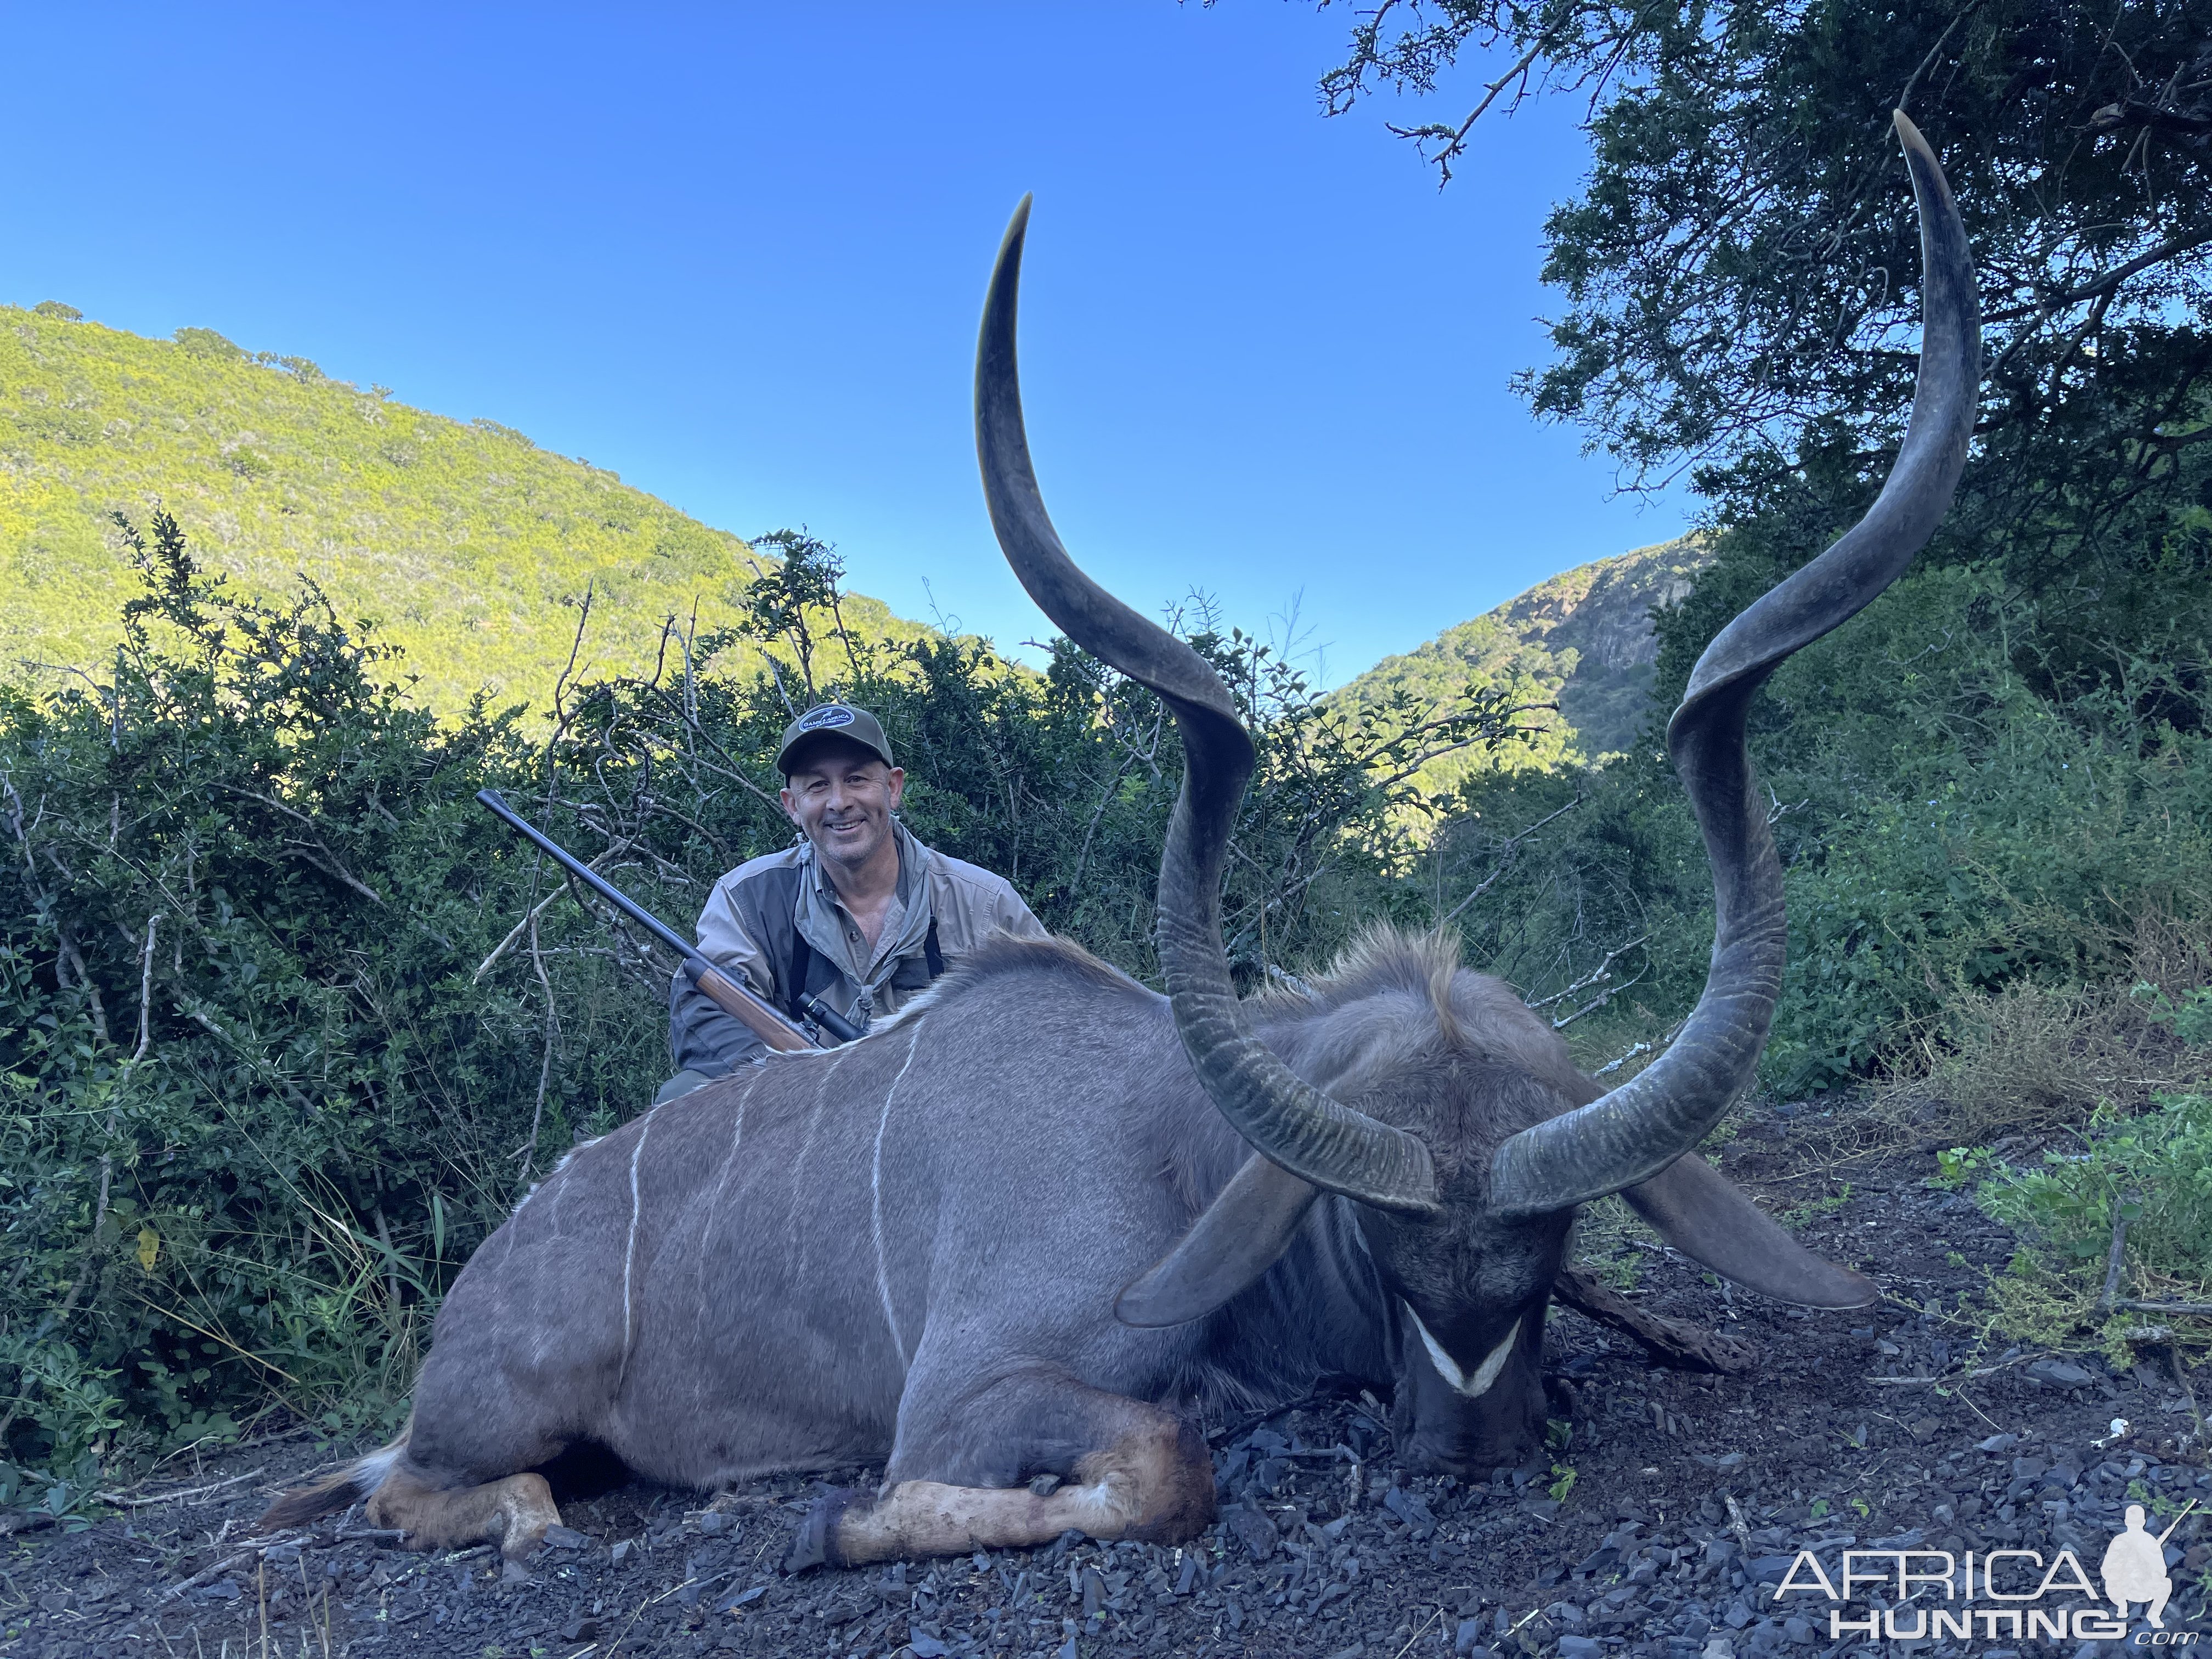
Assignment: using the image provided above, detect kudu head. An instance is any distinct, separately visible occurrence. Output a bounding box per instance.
[976,113,1979,1476]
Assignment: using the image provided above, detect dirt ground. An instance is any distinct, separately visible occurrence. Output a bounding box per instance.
[5,1100,2208,1659]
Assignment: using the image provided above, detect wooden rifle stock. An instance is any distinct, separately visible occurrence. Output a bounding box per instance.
[687,960,817,1054]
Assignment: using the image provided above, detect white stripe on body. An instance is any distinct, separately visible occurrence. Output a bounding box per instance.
[616,1110,657,1389]
[871,1024,926,1369]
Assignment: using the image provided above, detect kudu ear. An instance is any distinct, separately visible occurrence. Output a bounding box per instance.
[1115,1154,1318,1329]
[1621,1153,1878,1310]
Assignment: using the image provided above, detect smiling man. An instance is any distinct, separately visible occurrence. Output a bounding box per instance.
[657,702,1047,1101]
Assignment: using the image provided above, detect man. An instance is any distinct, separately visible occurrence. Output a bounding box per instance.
[656,702,1047,1102]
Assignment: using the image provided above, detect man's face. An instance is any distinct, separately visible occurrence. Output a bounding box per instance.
[780,740,906,874]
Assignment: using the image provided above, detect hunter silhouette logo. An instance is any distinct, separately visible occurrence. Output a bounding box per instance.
[1771,1502,2200,1644]
[2103,1504,2191,1629]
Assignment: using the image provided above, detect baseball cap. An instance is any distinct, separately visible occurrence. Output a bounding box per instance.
[775,703,896,775]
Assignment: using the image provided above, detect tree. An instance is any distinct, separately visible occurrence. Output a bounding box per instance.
[1319,0,2212,686]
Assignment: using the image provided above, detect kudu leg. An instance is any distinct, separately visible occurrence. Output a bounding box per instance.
[363,1465,562,1561]
[787,1370,1215,1569]
[354,1390,572,1562]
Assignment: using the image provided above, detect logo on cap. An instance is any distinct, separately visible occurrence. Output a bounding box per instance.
[797,704,857,732]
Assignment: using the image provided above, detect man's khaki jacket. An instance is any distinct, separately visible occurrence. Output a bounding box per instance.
[668,820,1046,1076]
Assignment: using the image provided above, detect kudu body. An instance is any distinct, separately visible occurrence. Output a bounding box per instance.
[267,114,1978,1568]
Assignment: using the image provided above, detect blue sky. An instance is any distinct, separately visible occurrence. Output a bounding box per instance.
[2,3,1689,686]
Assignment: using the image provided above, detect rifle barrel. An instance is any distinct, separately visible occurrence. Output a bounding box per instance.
[475,789,699,964]
[474,789,831,1052]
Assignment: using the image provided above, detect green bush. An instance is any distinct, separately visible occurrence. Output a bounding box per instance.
[1442,562,2212,1093]
[1980,1096,2212,1292]
[1977,989,2212,1328]
[1974,1091,2212,1363]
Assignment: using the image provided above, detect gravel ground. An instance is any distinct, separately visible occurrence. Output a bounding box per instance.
[5,1104,2207,1658]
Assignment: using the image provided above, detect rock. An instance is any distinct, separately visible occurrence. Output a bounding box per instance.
[500,1556,530,1584]
[1560,1638,1605,1659]
[715,1584,766,1612]
[540,1523,589,1549]
[1455,1618,1487,1654]
[560,1616,602,1641]
[610,1538,633,1565]
[1978,1434,2019,1453]
[1384,1486,1436,1532]
[1783,1615,1816,1645]
[909,1636,952,1658]
[1702,1643,1735,1659]
[2031,1361,2094,1389]
[695,1510,727,1534]
[1223,1505,1278,1561]
[1910,1417,1939,1443]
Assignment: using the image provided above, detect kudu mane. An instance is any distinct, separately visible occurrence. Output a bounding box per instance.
[889,923,1589,1182]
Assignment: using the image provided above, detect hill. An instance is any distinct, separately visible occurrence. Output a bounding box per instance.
[0,302,933,710]
[1334,535,1708,795]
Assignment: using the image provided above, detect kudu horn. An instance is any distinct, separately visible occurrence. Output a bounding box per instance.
[1487,110,1980,1216]
[975,195,1441,1215]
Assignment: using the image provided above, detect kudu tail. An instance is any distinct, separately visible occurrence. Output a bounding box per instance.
[259,1432,407,1531]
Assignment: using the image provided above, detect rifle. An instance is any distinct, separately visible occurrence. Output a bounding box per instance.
[475,789,865,1051]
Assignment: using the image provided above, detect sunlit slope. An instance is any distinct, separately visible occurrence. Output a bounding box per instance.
[0,303,931,709]
[1334,537,1708,798]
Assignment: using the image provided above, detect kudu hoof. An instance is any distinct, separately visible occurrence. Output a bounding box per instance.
[783,1489,855,1574]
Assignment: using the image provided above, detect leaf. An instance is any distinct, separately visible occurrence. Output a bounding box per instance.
[136,1225,160,1272]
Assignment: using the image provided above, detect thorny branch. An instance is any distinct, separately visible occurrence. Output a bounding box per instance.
[1437,793,1583,927]
[1530,931,1650,1030]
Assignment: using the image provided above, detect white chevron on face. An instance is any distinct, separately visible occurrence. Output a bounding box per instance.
[1407,1304,1521,1400]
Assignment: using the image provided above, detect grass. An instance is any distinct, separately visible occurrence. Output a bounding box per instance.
[0,302,940,712]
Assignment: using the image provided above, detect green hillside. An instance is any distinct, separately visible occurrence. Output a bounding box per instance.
[1335,536,1708,798]
[0,301,931,710]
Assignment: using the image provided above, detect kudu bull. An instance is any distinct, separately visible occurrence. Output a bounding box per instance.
[267,112,1978,1568]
